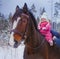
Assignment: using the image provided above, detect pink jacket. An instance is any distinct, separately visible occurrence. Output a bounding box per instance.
[39,21,52,42]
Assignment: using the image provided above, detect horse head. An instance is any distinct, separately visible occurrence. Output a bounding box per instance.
[9,3,31,48]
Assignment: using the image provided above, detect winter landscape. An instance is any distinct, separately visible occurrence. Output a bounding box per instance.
[0,23,25,59]
[0,0,60,59]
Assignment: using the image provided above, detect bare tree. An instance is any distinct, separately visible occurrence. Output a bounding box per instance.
[30,4,37,13]
[8,12,12,21]
[54,2,60,17]
[37,16,40,24]
[39,7,46,17]
[41,8,45,15]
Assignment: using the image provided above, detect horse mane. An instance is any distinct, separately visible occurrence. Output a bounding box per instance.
[28,10,38,31]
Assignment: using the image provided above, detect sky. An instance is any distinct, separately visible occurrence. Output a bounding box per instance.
[0,0,60,19]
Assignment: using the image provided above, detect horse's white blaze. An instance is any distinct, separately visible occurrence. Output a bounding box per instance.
[13,17,21,29]
[9,17,21,47]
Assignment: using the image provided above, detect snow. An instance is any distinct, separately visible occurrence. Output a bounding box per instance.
[0,44,25,59]
[0,30,25,59]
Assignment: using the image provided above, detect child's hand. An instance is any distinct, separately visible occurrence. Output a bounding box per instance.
[42,27,46,30]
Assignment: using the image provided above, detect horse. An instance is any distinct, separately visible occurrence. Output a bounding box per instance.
[9,3,60,59]
[9,3,49,59]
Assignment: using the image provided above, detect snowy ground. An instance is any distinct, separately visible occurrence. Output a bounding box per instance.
[0,30,25,59]
[0,45,25,59]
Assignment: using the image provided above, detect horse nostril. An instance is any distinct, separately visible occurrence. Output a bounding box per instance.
[14,42,19,48]
[14,39,18,44]
[14,43,18,48]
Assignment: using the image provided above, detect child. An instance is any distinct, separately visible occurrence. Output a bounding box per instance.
[38,12,53,46]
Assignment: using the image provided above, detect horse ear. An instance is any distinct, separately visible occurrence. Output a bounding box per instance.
[23,3,28,13]
[16,5,20,11]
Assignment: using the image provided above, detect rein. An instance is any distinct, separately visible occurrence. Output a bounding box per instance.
[26,36,45,49]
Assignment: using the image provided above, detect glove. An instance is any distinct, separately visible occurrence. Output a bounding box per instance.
[42,27,46,30]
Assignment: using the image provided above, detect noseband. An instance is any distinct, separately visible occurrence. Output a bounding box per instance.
[10,28,27,39]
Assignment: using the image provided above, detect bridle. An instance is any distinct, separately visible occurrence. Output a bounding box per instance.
[11,13,45,49]
[10,13,29,41]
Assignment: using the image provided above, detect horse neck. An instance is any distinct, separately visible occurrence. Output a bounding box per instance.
[25,18,44,48]
[26,19,39,47]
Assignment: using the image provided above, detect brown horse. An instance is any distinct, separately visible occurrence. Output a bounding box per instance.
[9,3,60,59]
[9,3,49,59]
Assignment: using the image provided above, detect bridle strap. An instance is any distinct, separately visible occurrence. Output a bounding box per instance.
[20,13,30,39]
[10,29,23,36]
[21,13,29,18]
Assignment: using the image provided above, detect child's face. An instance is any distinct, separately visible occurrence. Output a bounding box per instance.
[41,18,46,22]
